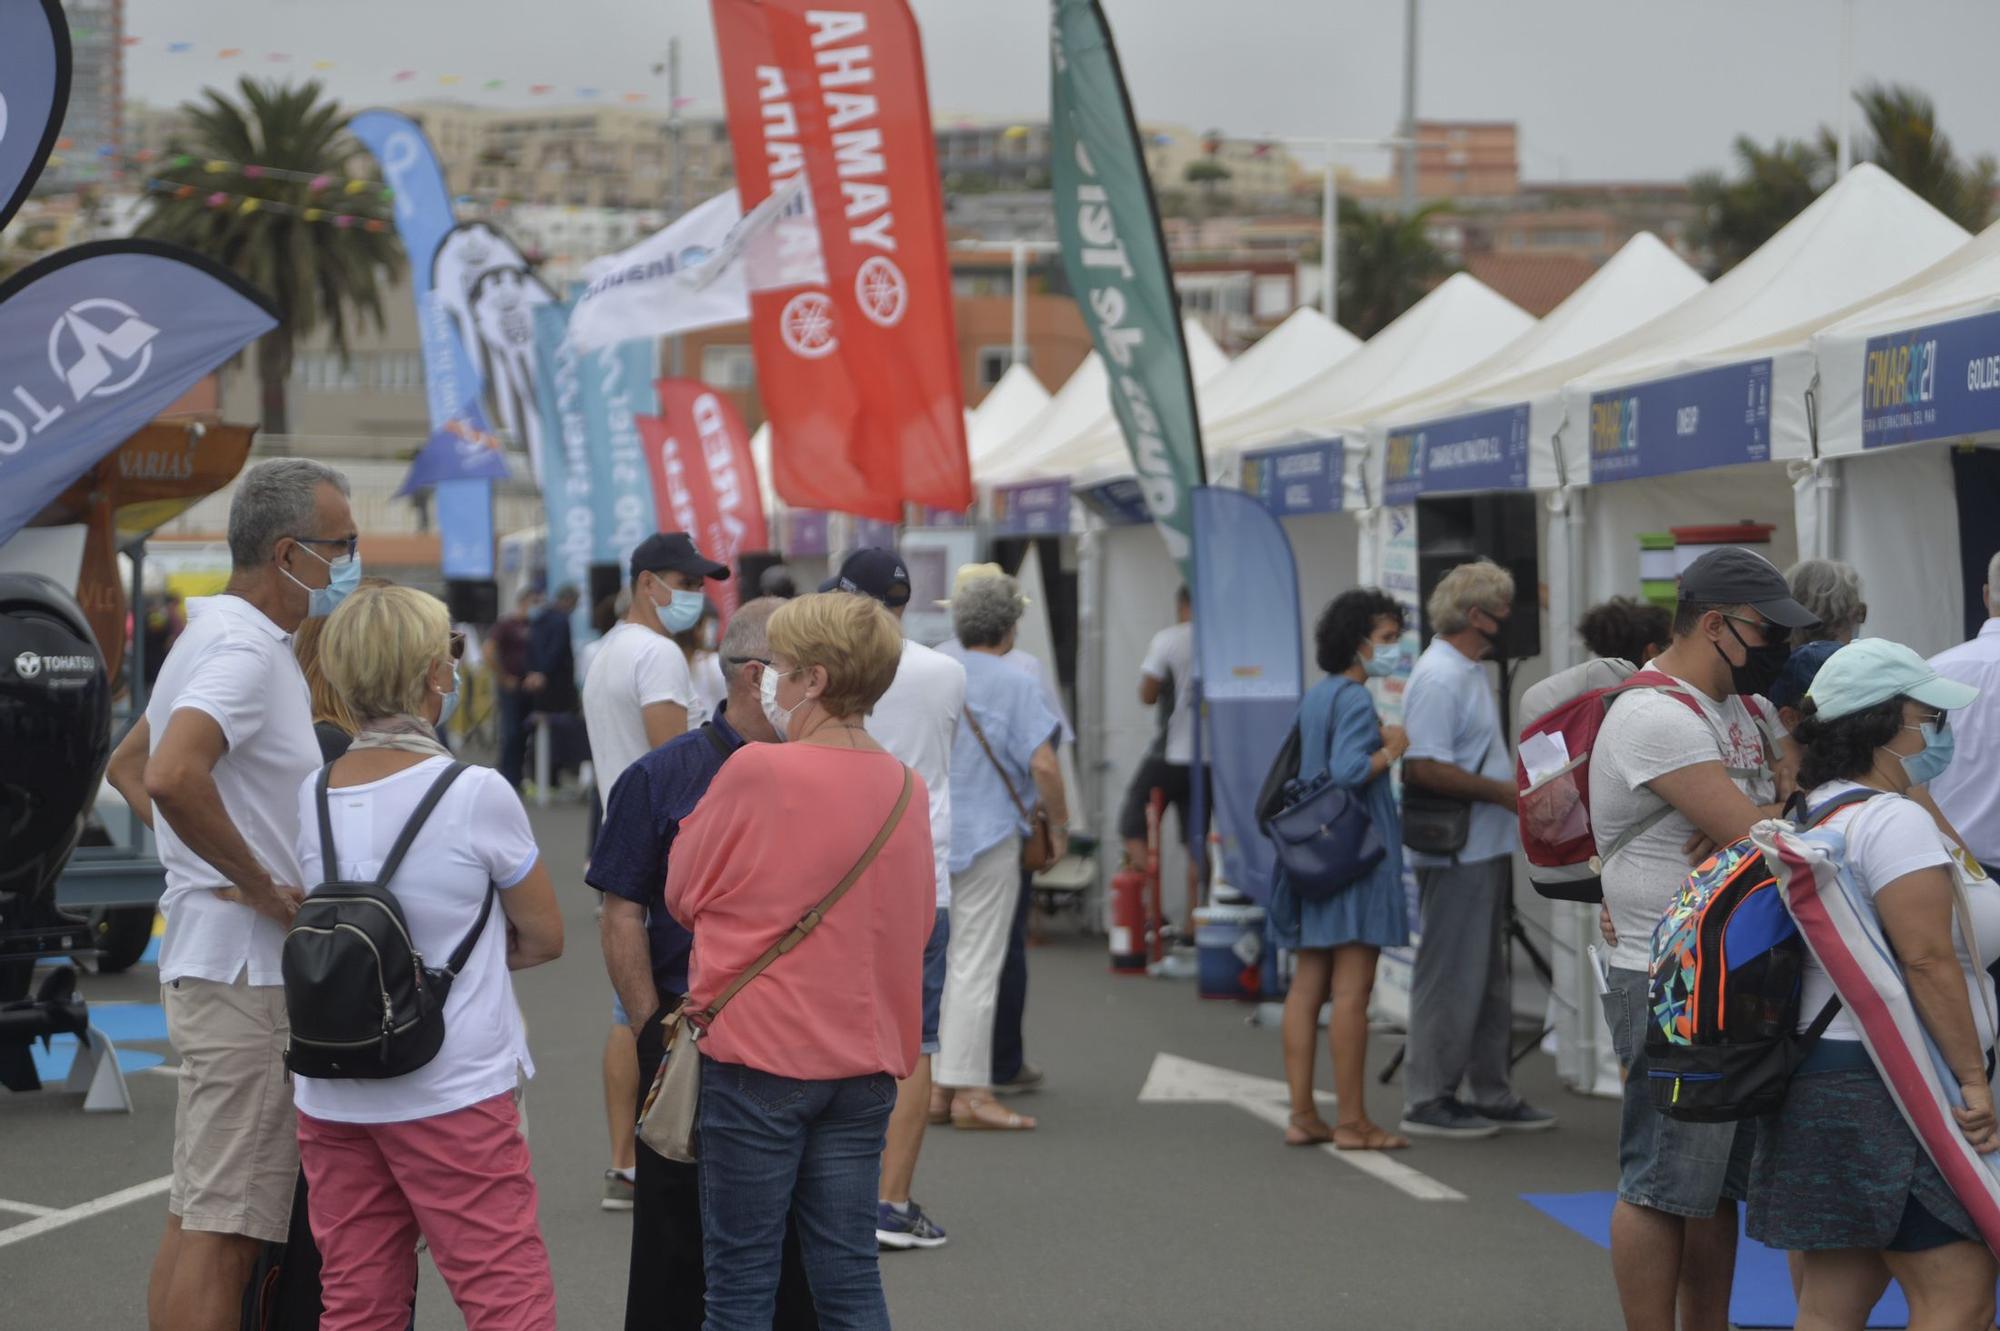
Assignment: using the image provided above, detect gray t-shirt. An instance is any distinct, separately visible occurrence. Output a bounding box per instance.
[1590,668,1778,971]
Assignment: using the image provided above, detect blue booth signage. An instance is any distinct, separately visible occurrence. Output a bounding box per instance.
[1588,359,1772,482]
[1240,440,1343,516]
[1382,404,1530,504]
[993,478,1073,535]
[1861,308,2000,450]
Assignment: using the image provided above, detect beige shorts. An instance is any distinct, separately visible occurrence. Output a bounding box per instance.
[163,975,298,1243]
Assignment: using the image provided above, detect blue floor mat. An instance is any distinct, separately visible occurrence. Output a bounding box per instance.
[80,1003,168,1044]
[1523,1191,1917,1328]
[25,1035,166,1083]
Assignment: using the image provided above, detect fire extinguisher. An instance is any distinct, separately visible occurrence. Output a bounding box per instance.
[1109,864,1149,974]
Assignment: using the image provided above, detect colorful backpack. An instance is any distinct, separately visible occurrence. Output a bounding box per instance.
[1643,789,1881,1121]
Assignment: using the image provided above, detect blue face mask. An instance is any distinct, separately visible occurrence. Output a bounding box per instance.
[659,587,706,634]
[1898,720,1955,786]
[436,664,461,732]
[1363,643,1408,679]
[285,542,362,618]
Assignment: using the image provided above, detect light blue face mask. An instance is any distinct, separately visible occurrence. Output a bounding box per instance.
[436,664,461,732]
[285,542,362,618]
[1898,720,1955,786]
[660,587,706,634]
[1363,642,1408,679]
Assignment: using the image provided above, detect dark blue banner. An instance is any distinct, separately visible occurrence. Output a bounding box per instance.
[0,242,277,546]
[1075,477,1151,526]
[349,110,495,579]
[1860,309,2000,450]
[1589,360,1772,482]
[1241,440,1342,516]
[993,479,1072,535]
[1192,486,1304,904]
[0,0,68,235]
[1383,403,1530,504]
[397,399,511,496]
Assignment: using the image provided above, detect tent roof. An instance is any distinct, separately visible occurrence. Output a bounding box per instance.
[1205,273,1536,450]
[1571,163,1970,393]
[1816,214,2000,342]
[1188,307,1362,425]
[979,319,1230,483]
[1377,232,1708,428]
[967,363,1052,468]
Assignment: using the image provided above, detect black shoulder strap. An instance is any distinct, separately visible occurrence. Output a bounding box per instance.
[374,761,471,888]
[701,722,730,759]
[316,765,337,876]
[443,881,497,979]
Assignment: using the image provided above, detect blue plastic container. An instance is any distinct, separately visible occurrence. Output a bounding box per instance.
[1194,904,1266,1002]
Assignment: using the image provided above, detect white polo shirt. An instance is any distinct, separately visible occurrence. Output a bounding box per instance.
[582,621,697,806]
[1930,619,2000,866]
[866,640,967,909]
[150,594,321,986]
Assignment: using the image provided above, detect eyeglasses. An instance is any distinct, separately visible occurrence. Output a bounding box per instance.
[292,534,359,565]
[449,631,466,663]
[725,655,772,670]
[1906,710,1948,733]
[1721,612,1779,641]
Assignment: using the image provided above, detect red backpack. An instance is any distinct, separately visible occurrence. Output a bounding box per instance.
[1515,666,1777,903]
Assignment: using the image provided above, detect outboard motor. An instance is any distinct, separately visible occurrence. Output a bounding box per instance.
[0,573,111,1090]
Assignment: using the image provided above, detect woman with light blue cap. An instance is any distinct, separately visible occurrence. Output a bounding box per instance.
[1749,638,2000,1325]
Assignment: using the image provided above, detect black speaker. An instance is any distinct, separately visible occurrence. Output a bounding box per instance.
[443,578,499,627]
[737,550,790,598]
[1415,493,1541,659]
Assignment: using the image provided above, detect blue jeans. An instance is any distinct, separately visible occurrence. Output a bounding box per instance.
[697,1056,895,1331]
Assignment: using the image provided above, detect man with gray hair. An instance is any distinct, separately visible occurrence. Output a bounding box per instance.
[1785,558,1868,648]
[1397,558,1553,1141]
[1929,550,2000,874]
[131,458,357,1331]
[586,598,818,1329]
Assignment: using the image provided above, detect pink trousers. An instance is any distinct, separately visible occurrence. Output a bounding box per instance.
[297,1093,555,1331]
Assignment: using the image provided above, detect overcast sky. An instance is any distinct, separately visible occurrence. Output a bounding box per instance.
[122,0,2000,184]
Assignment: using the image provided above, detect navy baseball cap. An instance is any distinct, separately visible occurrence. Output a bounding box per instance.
[631,532,729,582]
[818,548,910,608]
[1767,639,1838,711]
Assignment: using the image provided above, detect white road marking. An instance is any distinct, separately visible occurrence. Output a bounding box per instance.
[0,1199,57,1218]
[0,1176,172,1249]
[1139,1052,1467,1202]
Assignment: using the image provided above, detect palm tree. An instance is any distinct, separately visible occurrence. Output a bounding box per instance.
[1688,137,1829,276]
[137,78,403,435]
[1848,83,1997,232]
[1336,200,1454,339]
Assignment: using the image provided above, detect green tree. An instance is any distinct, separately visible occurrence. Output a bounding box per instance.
[1336,200,1454,339]
[1688,137,1830,276]
[138,78,403,435]
[1848,83,1996,231]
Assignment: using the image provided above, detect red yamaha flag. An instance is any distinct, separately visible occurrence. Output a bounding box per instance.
[711,0,971,519]
[638,380,771,623]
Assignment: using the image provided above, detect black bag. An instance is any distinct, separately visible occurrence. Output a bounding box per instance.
[1255,723,1302,826]
[282,762,495,1080]
[1400,737,1495,858]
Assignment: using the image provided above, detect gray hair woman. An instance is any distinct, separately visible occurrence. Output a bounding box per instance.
[1786,558,1867,649]
[937,575,1068,1131]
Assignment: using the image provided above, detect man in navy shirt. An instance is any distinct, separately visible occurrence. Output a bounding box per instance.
[588,597,818,1331]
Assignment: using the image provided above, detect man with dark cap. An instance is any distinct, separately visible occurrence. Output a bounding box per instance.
[1590,545,1818,1331]
[823,549,969,1251]
[583,531,729,1209]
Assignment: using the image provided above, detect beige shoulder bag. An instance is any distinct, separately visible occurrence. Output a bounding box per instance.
[638,765,914,1163]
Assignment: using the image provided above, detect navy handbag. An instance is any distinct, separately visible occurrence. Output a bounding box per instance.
[1263,769,1386,902]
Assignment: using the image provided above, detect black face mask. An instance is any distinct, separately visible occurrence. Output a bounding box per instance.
[1717,619,1790,697]
[1474,610,1512,659]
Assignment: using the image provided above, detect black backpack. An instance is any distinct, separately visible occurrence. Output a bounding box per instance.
[282,761,495,1080]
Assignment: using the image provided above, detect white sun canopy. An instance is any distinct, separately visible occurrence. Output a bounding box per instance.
[1366,232,1708,498]
[979,319,1230,484]
[1559,163,1969,486]
[965,363,1053,470]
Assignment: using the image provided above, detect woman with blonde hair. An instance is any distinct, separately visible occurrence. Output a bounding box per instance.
[667,591,935,1331]
[294,576,394,761]
[296,584,564,1330]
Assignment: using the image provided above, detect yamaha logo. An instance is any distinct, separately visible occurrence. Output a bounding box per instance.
[49,299,159,401]
[855,257,908,329]
[780,292,838,359]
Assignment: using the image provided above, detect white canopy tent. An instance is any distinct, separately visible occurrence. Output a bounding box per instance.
[965,363,1052,471]
[1809,219,2000,656]
[1555,163,1969,647]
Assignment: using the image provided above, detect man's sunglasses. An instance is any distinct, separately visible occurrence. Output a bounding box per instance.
[292,534,360,564]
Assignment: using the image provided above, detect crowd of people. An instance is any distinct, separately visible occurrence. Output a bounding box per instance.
[110,451,2000,1330]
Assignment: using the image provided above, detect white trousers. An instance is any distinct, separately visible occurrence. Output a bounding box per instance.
[935,837,1021,1089]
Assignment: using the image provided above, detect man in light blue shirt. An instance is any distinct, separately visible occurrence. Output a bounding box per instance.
[1397,560,1555,1140]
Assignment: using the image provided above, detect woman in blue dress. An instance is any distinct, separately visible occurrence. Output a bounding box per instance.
[1273,589,1412,1151]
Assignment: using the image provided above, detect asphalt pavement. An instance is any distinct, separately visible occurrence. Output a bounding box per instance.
[1,794,1637,1329]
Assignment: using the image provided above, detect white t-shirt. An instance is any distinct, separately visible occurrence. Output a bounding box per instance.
[150,595,322,987]
[583,621,697,806]
[1799,783,2000,1047]
[1592,668,1779,971]
[1141,621,1196,765]
[293,757,541,1123]
[691,650,727,730]
[866,640,967,909]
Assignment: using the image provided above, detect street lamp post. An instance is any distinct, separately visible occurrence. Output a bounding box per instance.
[1266,136,1411,329]
[953,238,1059,378]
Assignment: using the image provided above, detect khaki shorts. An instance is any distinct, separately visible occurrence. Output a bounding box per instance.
[163,975,298,1243]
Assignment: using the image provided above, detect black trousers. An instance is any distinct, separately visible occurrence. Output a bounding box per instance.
[627,1009,821,1331]
[991,862,1034,1085]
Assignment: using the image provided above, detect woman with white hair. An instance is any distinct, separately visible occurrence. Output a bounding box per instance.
[297,584,565,1330]
[936,574,1068,1132]
[1786,558,1867,649]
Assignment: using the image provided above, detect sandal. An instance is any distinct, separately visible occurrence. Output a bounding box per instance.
[950,1094,1037,1132]
[1284,1111,1336,1147]
[1332,1120,1410,1152]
